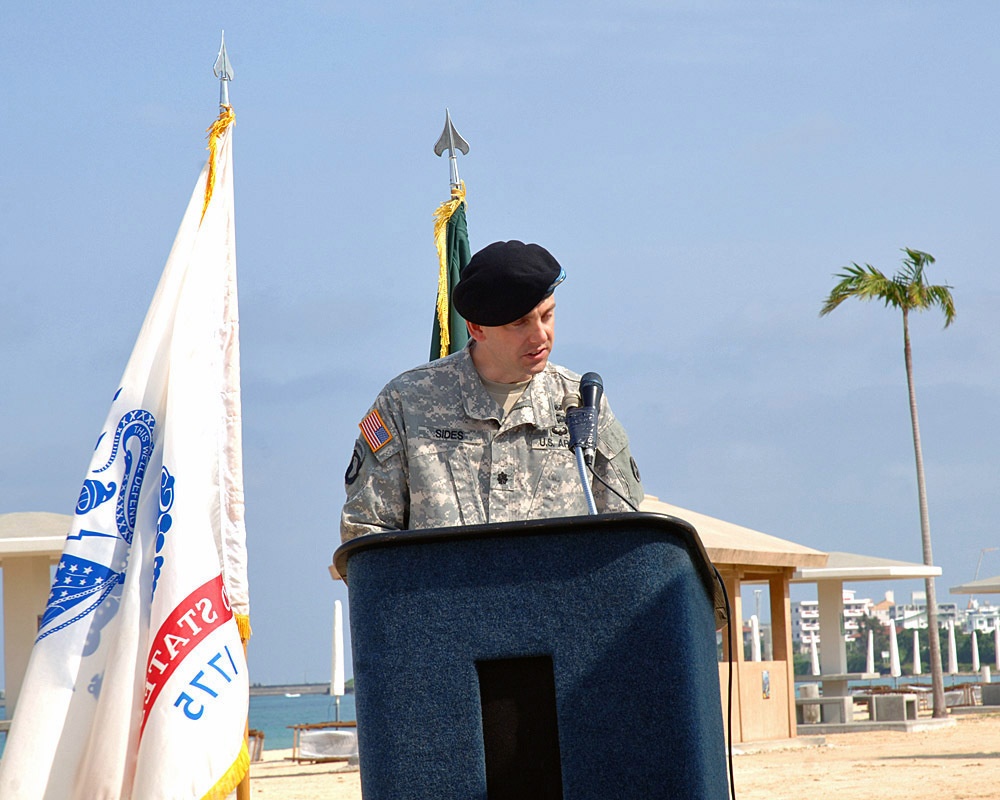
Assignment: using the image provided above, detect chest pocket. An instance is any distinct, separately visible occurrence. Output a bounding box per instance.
[521,441,591,520]
[407,435,487,527]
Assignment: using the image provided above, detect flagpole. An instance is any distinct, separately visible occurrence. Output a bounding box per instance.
[430,109,472,360]
[215,31,251,800]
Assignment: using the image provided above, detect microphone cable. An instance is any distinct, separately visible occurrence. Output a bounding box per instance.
[586,465,641,512]
[714,565,737,800]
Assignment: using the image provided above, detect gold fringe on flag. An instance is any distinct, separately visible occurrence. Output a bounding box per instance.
[201,741,250,800]
[235,613,252,644]
[432,181,466,359]
[202,104,236,224]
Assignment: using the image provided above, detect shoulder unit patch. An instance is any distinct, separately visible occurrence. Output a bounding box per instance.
[360,408,393,453]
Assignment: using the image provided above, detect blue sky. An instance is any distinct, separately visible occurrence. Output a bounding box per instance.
[2,2,999,685]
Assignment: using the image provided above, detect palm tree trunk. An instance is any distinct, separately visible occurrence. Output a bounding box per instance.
[903,307,947,717]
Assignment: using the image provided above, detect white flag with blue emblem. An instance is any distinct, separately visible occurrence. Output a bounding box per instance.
[0,107,250,799]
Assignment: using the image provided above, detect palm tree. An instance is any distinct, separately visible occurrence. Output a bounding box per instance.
[821,248,956,718]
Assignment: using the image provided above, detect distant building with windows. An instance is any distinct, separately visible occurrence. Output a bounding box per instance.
[892,591,960,630]
[789,588,980,651]
[963,598,1000,634]
[792,589,877,652]
[792,599,819,649]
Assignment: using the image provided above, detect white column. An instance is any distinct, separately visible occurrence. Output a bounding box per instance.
[816,579,850,700]
[2,555,53,715]
[330,599,346,721]
[889,623,901,678]
[947,620,958,675]
[331,599,345,696]
[816,579,847,674]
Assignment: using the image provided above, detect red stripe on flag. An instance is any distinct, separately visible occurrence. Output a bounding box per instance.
[140,573,234,737]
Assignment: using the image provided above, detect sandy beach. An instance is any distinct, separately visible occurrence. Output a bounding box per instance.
[731,713,1000,800]
[246,711,1000,799]
[248,751,361,800]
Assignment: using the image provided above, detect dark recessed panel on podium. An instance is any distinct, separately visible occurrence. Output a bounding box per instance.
[334,512,728,800]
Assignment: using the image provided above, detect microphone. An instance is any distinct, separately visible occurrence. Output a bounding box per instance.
[567,371,603,466]
[580,371,604,413]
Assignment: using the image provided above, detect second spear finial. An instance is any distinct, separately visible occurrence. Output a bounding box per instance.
[433,109,469,191]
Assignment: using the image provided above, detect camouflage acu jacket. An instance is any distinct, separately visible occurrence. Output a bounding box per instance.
[340,346,644,542]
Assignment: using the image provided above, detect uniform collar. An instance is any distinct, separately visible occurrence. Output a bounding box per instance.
[458,344,558,429]
[458,345,502,421]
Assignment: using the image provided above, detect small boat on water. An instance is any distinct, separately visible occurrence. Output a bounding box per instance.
[284,692,301,698]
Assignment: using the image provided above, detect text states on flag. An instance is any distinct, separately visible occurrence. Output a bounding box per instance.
[141,573,237,736]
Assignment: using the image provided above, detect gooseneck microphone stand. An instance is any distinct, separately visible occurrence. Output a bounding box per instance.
[566,372,603,515]
[571,443,598,514]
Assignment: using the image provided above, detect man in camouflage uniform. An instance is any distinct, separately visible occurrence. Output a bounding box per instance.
[340,240,644,542]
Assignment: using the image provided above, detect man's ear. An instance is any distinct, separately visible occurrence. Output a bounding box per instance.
[467,320,486,342]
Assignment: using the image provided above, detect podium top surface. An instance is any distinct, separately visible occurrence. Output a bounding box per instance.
[333,512,727,626]
[334,512,698,577]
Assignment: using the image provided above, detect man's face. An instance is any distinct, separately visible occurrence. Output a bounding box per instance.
[469,295,556,383]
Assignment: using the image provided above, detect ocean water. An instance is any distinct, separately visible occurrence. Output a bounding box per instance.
[796,674,988,694]
[250,692,356,751]
[0,693,356,756]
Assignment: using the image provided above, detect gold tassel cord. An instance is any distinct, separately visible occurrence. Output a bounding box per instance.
[432,182,466,358]
[235,613,252,643]
[202,105,236,224]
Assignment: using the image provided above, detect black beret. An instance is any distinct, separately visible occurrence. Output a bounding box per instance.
[453,240,566,326]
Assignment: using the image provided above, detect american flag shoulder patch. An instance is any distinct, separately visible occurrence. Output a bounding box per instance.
[359,408,393,453]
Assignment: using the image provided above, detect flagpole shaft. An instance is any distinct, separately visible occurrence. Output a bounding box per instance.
[237,638,251,800]
[236,743,250,799]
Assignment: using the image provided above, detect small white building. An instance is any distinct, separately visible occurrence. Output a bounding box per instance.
[893,590,961,630]
[951,574,1000,633]
[869,592,895,627]
[960,599,1000,634]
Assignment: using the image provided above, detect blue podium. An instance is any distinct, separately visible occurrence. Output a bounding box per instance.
[333,512,728,800]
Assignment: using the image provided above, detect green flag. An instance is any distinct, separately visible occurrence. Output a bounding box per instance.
[430,182,471,360]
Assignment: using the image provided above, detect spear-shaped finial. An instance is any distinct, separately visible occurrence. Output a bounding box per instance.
[213,31,234,108]
[433,108,470,190]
